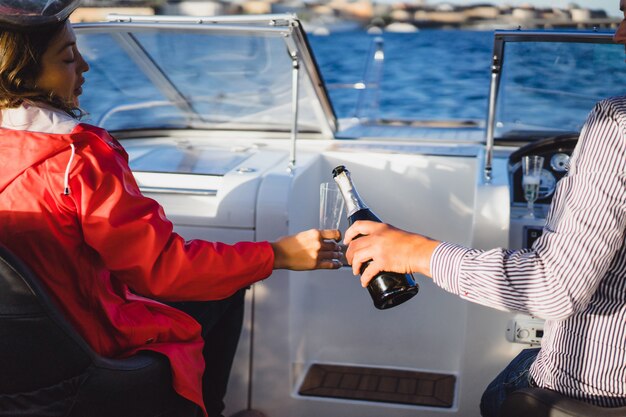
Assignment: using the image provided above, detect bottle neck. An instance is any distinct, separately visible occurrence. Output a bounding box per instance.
[333,170,368,217]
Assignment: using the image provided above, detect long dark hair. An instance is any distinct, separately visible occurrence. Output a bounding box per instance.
[0,21,82,118]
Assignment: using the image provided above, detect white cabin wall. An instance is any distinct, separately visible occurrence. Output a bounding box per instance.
[454,153,524,416]
[250,143,520,417]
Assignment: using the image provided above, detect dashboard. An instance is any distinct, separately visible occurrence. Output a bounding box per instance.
[508,134,579,208]
[508,134,579,249]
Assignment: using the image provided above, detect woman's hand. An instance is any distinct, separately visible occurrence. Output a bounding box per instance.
[271,229,343,270]
[343,221,440,287]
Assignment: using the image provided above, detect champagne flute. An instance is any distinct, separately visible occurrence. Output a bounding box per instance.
[319,182,345,265]
[319,182,344,231]
[522,155,544,218]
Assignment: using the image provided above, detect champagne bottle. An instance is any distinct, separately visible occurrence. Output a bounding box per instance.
[332,165,419,310]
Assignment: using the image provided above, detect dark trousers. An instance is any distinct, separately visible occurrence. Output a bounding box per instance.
[169,289,246,417]
[479,348,540,417]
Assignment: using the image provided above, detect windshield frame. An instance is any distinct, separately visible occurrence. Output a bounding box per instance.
[73,15,337,137]
[483,29,616,182]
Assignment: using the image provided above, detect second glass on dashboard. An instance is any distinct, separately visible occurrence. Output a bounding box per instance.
[521,155,544,218]
[319,182,344,230]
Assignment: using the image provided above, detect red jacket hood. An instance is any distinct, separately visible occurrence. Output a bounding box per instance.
[0,104,79,194]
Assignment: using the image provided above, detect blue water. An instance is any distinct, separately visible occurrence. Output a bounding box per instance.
[308,30,494,121]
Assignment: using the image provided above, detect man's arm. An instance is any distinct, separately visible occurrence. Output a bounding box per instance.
[345,99,626,320]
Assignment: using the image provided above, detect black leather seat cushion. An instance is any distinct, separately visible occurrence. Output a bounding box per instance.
[500,388,626,417]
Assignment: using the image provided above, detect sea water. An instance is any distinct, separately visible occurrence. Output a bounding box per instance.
[309,28,626,130]
[308,30,494,121]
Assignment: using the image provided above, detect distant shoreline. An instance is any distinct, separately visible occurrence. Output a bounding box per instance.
[71,2,621,32]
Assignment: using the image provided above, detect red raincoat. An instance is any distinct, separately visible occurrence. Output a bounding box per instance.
[0,103,274,414]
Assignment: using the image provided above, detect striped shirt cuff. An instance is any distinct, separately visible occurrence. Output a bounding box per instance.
[430,242,471,296]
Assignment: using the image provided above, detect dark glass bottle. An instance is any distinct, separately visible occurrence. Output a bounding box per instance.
[332,165,419,310]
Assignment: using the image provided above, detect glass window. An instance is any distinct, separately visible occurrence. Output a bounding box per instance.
[78,32,188,130]
[77,27,326,133]
[496,39,626,139]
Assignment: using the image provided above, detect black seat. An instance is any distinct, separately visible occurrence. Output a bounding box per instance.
[0,244,200,417]
[500,387,626,417]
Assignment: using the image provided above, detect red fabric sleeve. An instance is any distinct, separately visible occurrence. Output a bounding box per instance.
[68,130,274,301]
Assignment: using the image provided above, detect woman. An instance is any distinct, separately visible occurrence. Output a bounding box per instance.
[0,9,342,417]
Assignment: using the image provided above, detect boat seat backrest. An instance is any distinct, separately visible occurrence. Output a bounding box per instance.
[0,245,92,394]
[500,387,626,417]
[0,244,200,417]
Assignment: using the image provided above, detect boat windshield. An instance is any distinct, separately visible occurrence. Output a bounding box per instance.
[495,33,626,140]
[75,19,335,135]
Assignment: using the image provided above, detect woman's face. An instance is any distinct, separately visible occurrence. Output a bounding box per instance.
[35,21,89,107]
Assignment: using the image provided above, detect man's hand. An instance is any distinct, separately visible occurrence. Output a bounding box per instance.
[271,229,343,270]
[343,221,439,287]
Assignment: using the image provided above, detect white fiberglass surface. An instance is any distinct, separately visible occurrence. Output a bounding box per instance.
[121,136,289,228]
[245,147,520,417]
[128,144,252,175]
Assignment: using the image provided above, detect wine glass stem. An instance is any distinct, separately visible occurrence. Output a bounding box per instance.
[527,200,534,218]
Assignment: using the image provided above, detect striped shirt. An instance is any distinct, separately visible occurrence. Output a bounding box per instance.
[431,96,626,407]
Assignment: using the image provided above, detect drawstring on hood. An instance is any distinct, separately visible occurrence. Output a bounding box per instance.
[64,143,76,195]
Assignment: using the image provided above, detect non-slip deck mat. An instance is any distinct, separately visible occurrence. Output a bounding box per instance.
[298,364,455,408]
